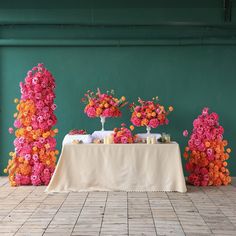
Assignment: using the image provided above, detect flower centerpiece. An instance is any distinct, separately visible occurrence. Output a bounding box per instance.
[183,107,231,186]
[113,123,136,144]
[82,88,127,131]
[129,97,173,134]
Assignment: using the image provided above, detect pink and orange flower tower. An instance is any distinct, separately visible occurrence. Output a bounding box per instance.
[5,63,58,186]
[183,107,231,186]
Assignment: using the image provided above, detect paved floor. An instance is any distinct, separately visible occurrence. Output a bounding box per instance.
[0,177,236,236]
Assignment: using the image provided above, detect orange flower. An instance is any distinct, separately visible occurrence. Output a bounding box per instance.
[168,106,174,112]
[130,125,134,131]
[141,119,148,126]
[226,148,231,153]
[121,96,126,102]
[151,112,156,117]
[205,141,210,147]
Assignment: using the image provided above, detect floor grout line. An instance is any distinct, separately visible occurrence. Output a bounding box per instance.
[166,192,187,236]
[98,192,108,236]
[41,193,70,236]
[127,192,129,236]
[146,192,158,236]
[70,192,89,236]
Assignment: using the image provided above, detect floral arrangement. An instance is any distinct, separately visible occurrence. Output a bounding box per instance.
[82,88,127,118]
[4,63,58,186]
[113,123,136,144]
[183,107,231,186]
[129,97,173,128]
[68,129,87,135]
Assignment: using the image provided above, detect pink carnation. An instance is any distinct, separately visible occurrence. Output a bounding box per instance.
[131,117,141,127]
[8,127,14,134]
[149,119,159,128]
[183,130,188,137]
[86,107,96,118]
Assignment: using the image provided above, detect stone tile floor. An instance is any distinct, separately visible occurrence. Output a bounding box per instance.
[0,177,236,236]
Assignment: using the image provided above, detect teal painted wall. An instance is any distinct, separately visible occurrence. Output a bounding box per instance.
[0,0,236,175]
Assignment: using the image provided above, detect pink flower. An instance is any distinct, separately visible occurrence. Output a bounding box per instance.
[25,154,31,161]
[51,104,57,110]
[102,108,113,117]
[202,107,209,116]
[121,136,128,144]
[32,154,39,162]
[165,119,169,125]
[14,119,21,128]
[32,77,39,85]
[35,93,42,100]
[86,107,96,118]
[183,130,188,137]
[8,127,14,134]
[206,148,213,157]
[134,106,141,112]
[31,175,42,186]
[149,119,159,128]
[131,117,141,126]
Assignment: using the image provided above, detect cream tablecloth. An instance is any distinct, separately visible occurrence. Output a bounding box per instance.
[45,143,187,193]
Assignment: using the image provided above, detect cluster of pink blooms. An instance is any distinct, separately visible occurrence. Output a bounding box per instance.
[82,89,127,118]
[183,108,231,186]
[5,63,58,186]
[130,98,173,129]
[113,124,136,144]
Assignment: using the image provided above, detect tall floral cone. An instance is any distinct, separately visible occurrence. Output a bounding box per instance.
[183,107,231,186]
[4,63,58,186]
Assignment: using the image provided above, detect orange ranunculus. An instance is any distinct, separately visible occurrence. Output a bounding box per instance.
[121,96,126,102]
[226,148,231,153]
[223,161,227,167]
[205,141,210,147]
[141,119,148,126]
[168,106,174,112]
[222,140,228,146]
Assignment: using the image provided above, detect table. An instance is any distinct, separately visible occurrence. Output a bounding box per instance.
[45,143,187,193]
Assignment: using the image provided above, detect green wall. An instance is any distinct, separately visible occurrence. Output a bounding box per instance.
[0,0,236,175]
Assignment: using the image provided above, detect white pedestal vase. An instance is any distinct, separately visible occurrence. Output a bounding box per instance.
[100,116,106,131]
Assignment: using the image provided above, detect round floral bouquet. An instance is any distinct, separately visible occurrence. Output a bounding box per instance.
[82,88,127,118]
[129,97,173,129]
[113,124,136,144]
[183,107,231,186]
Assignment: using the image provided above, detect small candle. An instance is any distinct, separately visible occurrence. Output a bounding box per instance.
[166,134,171,143]
[103,136,107,144]
[151,137,156,144]
[146,137,151,144]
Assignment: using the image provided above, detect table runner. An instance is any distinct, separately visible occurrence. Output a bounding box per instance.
[45,143,187,193]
